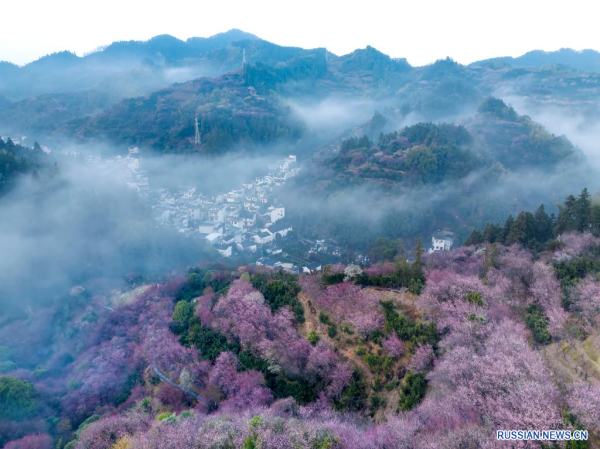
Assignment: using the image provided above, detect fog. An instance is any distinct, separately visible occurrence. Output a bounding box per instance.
[499,93,600,171]
[282,157,596,250]
[0,159,198,316]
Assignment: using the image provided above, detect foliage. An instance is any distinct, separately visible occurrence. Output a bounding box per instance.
[381,301,438,345]
[172,301,193,324]
[524,304,551,344]
[308,331,321,346]
[399,371,427,411]
[332,370,367,412]
[251,272,304,323]
[0,376,37,420]
[470,189,598,253]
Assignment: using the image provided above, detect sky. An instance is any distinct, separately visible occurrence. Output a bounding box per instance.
[2,0,599,66]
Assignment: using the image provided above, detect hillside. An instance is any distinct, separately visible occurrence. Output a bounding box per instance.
[3,228,600,447]
[281,98,589,250]
[62,70,305,153]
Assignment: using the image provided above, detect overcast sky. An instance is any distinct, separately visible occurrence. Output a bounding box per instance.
[2,0,599,66]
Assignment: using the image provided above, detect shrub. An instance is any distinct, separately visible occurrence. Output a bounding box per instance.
[524,303,551,344]
[399,371,427,411]
[308,331,321,346]
[0,376,37,420]
[327,326,338,338]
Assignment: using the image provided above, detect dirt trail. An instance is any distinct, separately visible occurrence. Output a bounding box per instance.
[543,331,600,387]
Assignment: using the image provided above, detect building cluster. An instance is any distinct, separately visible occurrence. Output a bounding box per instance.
[87,150,300,260]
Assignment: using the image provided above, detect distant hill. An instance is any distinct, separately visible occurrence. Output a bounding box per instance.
[0,29,262,101]
[3,32,600,154]
[472,48,600,72]
[62,70,305,153]
[0,31,327,137]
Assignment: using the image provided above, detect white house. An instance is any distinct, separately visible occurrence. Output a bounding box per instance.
[237,241,258,253]
[269,221,293,238]
[208,206,226,223]
[205,233,223,246]
[429,230,455,253]
[254,230,275,245]
[302,262,322,274]
[215,244,233,258]
[264,206,285,223]
[239,210,256,227]
[199,221,220,234]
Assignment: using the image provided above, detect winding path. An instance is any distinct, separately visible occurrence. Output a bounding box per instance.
[152,364,201,401]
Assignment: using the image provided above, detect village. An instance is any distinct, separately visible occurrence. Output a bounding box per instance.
[83,148,359,274]
[6,136,456,274]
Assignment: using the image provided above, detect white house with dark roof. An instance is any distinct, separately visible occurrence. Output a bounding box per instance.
[254,230,275,245]
[429,230,455,253]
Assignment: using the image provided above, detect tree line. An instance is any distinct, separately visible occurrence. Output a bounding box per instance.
[465,188,599,250]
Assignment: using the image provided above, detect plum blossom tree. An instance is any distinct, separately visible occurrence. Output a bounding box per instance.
[554,232,600,262]
[567,382,600,432]
[75,414,150,449]
[420,270,487,334]
[315,282,384,336]
[3,434,53,449]
[531,262,567,337]
[382,334,404,358]
[424,319,562,445]
[570,276,600,331]
[207,352,273,412]
[407,344,433,372]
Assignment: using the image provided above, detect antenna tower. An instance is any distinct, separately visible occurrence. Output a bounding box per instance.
[194,117,201,145]
[242,49,247,68]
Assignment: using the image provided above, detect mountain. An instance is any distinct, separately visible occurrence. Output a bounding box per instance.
[466,97,579,170]
[63,70,305,153]
[0,32,324,137]
[473,48,600,72]
[0,29,261,101]
[281,97,591,250]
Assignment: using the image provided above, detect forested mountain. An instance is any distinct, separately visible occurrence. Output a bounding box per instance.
[63,70,306,153]
[281,97,589,251]
[0,30,323,137]
[3,31,600,153]
[0,138,50,193]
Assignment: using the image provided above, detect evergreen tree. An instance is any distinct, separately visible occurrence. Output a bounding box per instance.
[555,195,577,235]
[464,229,482,246]
[481,223,498,243]
[575,188,592,232]
[591,204,600,236]
[411,238,425,287]
[507,211,536,247]
[500,214,515,244]
[412,238,424,269]
[482,242,499,275]
[5,139,15,153]
[533,205,553,243]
